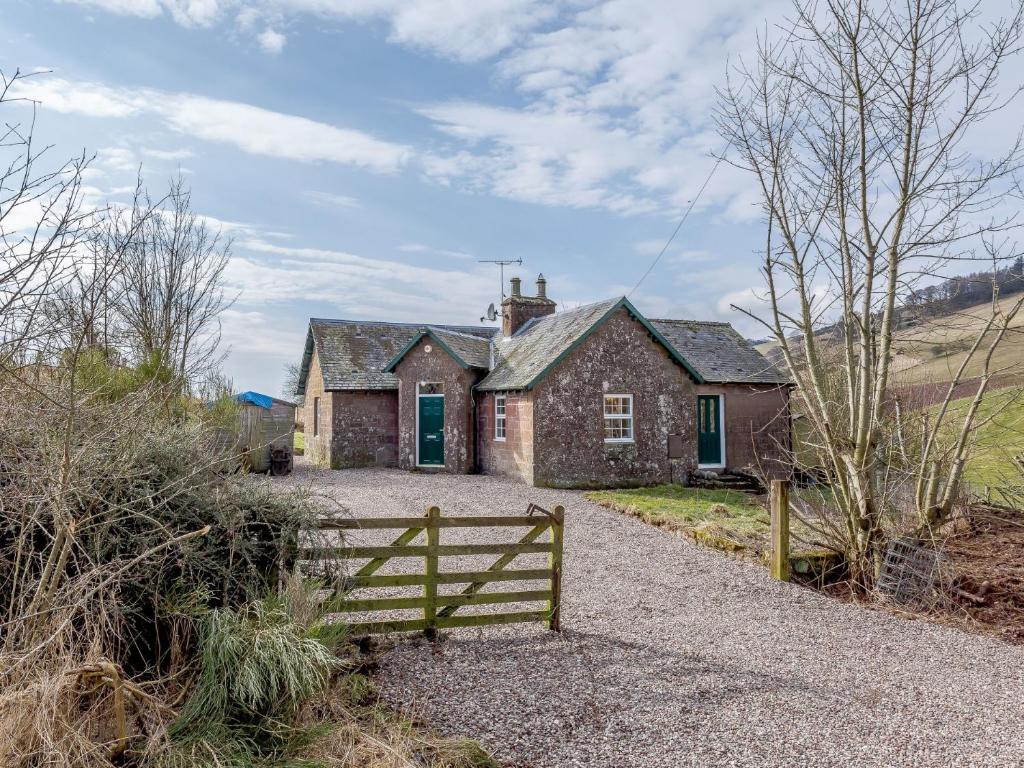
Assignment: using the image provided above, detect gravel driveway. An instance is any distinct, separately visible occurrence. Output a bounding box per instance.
[288,465,1024,768]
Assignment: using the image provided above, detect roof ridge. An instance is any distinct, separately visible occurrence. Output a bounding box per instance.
[650,318,732,327]
[427,325,493,340]
[505,296,620,339]
[311,317,497,333]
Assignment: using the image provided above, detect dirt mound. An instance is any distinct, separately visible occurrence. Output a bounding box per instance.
[944,505,1024,642]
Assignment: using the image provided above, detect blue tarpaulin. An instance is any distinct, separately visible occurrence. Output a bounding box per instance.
[233,391,274,409]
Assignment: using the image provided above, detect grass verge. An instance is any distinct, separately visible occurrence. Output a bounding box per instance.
[585,485,771,554]
[585,484,828,566]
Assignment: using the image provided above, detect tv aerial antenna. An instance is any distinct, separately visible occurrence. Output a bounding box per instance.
[479,258,522,323]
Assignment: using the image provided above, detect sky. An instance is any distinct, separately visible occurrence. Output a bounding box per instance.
[1,0,842,395]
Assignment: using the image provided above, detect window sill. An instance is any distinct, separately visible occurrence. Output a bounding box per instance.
[494,437,506,442]
[604,439,635,445]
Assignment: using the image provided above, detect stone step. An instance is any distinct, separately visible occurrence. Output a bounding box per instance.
[687,471,764,494]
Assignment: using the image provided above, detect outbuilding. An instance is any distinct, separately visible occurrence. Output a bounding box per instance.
[233,391,296,475]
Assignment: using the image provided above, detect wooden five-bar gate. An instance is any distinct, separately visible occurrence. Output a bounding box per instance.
[312,503,564,637]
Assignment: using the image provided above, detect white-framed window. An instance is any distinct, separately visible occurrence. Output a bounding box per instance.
[494,394,507,441]
[312,396,321,437]
[603,394,634,443]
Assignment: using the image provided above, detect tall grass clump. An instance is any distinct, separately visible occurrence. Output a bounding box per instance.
[154,597,340,768]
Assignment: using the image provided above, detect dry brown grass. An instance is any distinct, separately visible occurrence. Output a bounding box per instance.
[301,674,498,768]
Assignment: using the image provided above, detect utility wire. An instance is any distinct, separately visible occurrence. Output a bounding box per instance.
[628,150,727,298]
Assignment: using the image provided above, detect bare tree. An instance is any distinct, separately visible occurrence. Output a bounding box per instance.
[115,176,233,387]
[717,0,1024,586]
[0,69,92,366]
[282,361,301,401]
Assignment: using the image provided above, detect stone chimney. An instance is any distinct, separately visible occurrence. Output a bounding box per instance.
[502,273,556,337]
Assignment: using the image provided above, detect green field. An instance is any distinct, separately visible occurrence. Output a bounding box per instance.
[294,430,305,453]
[947,388,1024,488]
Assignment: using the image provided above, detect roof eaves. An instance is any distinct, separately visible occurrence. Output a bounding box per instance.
[295,324,316,396]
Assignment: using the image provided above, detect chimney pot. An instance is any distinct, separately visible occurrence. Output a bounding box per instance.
[502,271,556,337]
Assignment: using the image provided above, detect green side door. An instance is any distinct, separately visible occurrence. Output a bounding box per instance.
[418,396,445,466]
[697,395,722,466]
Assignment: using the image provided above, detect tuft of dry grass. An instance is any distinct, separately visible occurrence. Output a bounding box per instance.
[300,672,498,768]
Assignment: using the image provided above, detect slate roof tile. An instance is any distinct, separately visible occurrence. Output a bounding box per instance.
[424,327,493,369]
[649,319,789,384]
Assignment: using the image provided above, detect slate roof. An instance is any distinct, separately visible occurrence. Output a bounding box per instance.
[425,327,493,369]
[384,326,493,372]
[296,301,787,396]
[649,319,790,384]
[297,319,496,394]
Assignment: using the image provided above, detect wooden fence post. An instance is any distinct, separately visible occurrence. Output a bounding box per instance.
[770,480,790,582]
[548,505,564,631]
[424,506,440,639]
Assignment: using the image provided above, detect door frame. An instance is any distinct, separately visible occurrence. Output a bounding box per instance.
[415,383,445,468]
[697,393,726,470]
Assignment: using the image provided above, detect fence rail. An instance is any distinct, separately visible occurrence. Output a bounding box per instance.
[309,503,564,637]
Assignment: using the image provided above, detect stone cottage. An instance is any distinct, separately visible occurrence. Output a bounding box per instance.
[295,275,791,488]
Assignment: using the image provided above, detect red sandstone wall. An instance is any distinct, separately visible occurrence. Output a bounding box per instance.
[476,390,534,484]
[329,390,399,468]
[302,350,333,467]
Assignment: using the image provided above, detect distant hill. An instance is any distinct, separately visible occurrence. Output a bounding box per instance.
[756,265,1024,389]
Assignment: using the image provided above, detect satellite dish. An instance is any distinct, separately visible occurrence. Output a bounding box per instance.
[486,303,498,321]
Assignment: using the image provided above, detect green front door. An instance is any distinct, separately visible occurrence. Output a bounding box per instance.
[418,396,445,466]
[697,395,722,466]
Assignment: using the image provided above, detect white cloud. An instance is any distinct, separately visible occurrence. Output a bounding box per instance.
[410,0,788,215]
[142,147,195,160]
[303,190,361,209]
[44,0,793,217]
[417,102,664,214]
[59,0,222,24]
[45,0,794,217]
[59,0,162,19]
[63,0,557,61]
[220,308,299,357]
[226,239,497,322]
[95,146,142,172]
[9,75,145,118]
[10,76,412,173]
[397,242,474,260]
[60,0,223,25]
[256,27,285,54]
[162,93,410,171]
[371,0,556,62]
